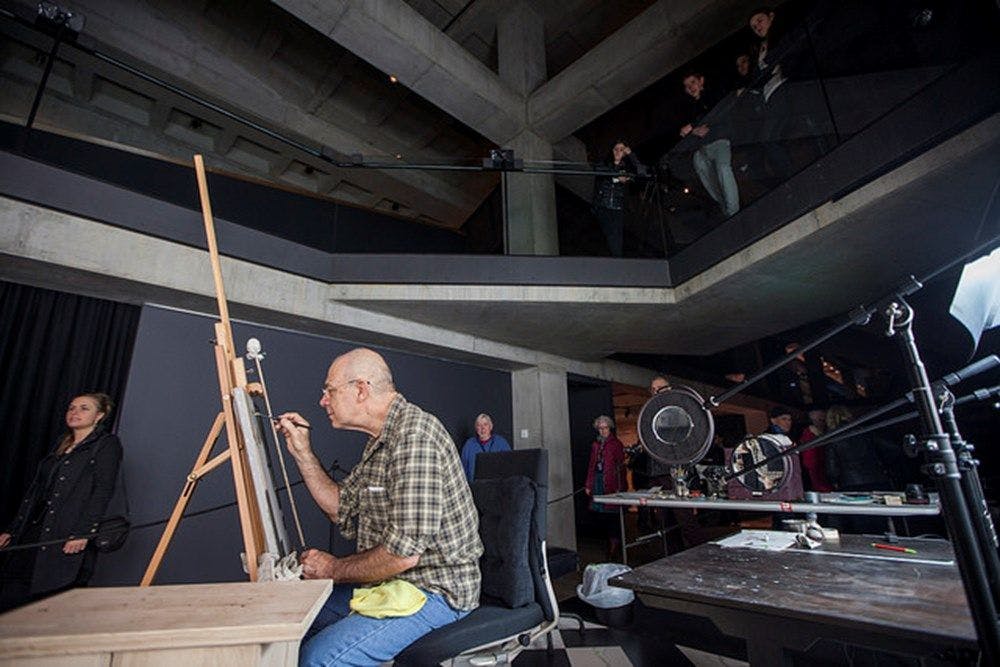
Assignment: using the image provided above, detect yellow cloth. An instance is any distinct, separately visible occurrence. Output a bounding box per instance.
[349,579,427,618]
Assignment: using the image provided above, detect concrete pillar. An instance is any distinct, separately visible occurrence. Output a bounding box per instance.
[497,3,558,256]
[504,131,558,255]
[497,2,546,98]
[512,365,575,550]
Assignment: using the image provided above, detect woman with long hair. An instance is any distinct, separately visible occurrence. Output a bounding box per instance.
[0,392,122,611]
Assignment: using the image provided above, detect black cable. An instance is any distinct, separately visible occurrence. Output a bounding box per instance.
[0,460,347,553]
[548,487,585,505]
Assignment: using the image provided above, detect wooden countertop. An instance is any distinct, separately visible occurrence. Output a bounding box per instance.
[0,580,332,659]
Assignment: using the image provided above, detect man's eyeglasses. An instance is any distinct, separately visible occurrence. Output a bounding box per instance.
[321,378,370,398]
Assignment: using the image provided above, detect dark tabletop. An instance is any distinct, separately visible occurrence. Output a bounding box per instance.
[611,535,976,648]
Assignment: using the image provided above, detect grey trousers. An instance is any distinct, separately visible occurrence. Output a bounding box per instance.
[693,138,740,217]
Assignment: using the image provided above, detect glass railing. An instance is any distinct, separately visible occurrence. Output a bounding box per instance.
[0,0,996,261]
[574,0,998,258]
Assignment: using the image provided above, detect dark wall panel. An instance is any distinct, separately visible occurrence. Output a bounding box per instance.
[91,305,511,586]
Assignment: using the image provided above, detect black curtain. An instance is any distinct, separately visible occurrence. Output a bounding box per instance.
[0,281,140,527]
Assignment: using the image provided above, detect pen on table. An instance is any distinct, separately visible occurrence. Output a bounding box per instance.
[255,412,313,430]
[871,542,917,554]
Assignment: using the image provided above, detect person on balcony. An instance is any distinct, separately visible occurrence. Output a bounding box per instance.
[749,7,830,182]
[749,7,797,181]
[679,71,741,219]
[592,141,643,257]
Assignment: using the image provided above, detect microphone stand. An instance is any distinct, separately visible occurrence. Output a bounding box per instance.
[884,297,1000,664]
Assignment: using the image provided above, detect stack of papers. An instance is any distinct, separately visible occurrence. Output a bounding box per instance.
[714,530,799,551]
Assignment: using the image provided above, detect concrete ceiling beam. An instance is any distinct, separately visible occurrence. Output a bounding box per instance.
[528,0,761,142]
[148,100,172,132]
[272,0,525,145]
[303,65,348,115]
[254,25,285,60]
[214,126,239,155]
[48,0,486,227]
[71,64,95,103]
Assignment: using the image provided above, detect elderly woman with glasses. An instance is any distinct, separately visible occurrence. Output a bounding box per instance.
[584,415,626,558]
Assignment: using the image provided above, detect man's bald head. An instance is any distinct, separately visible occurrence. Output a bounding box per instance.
[321,348,398,436]
[331,348,395,393]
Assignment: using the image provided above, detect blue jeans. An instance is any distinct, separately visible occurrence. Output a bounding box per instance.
[300,583,468,667]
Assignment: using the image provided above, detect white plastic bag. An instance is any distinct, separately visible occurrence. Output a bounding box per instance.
[576,562,635,609]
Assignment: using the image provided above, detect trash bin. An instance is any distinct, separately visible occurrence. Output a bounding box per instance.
[576,563,635,628]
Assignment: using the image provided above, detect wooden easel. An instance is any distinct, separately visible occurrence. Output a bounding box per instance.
[141,155,266,585]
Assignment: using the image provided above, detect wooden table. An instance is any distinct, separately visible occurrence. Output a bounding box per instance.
[612,536,978,665]
[0,580,332,666]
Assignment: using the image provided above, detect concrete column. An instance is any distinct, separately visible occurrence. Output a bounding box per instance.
[504,131,558,255]
[512,365,575,550]
[497,3,558,256]
[497,2,546,98]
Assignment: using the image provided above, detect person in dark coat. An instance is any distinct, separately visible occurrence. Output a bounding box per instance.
[591,140,643,257]
[823,405,898,535]
[0,392,122,611]
[584,415,626,558]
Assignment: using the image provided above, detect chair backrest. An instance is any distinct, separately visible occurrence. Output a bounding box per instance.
[474,449,553,621]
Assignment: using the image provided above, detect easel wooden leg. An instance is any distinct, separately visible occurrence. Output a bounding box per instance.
[141,413,226,586]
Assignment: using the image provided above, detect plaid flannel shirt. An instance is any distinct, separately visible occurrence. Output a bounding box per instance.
[337,394,483,610]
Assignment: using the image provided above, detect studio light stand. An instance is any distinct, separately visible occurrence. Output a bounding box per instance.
[886,296,1000,663]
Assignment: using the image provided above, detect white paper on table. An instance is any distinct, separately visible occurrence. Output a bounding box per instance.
[714,530,799,551]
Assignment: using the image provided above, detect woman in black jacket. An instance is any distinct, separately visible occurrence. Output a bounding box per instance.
[0,392,122,611]
[592,140,642,257]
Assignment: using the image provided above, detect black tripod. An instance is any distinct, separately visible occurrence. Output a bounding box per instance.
[637,172,674,257]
